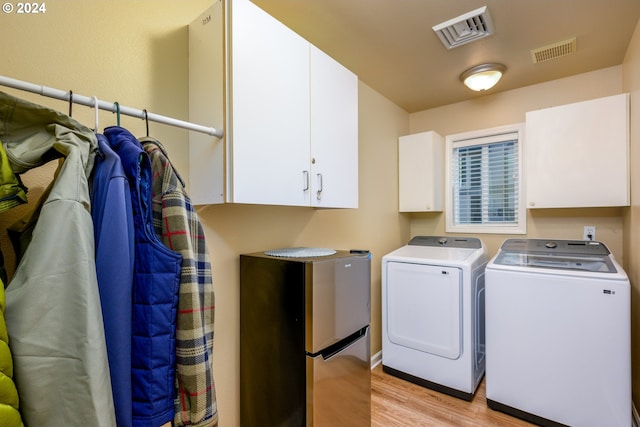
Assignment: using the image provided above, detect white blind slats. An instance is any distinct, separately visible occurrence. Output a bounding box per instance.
[452,139,518,225]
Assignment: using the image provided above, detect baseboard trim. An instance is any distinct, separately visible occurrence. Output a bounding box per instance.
[371,350,382,370]
[633,402,639,427]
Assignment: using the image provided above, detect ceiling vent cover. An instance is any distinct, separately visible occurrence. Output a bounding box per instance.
[531,37,577,63]
[432,6,494,49]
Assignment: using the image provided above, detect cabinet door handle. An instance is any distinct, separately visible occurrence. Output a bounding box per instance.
[303,170,309,191]
[316,173,323,200]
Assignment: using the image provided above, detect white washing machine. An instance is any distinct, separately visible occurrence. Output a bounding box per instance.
[486,239,631,427]
[381,236,489,400]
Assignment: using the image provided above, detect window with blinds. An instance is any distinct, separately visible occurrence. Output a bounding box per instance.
[446,125,525,234]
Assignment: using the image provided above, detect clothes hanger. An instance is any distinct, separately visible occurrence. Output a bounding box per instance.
[68,90,73,117]
[93,96,105,158]
[113,101,121,127]
[93,96,99,132]
[143,109,149,137]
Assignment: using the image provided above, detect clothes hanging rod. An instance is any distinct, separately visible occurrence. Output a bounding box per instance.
[0,75,223,138]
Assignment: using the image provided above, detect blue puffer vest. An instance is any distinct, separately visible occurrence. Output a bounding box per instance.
[104,126,182,427]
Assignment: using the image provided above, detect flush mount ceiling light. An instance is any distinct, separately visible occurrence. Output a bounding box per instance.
[459,63,506,91]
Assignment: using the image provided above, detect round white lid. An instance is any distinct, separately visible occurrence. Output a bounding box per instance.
[264,247,337,258]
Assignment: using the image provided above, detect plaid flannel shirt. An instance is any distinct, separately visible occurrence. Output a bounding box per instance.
[141,138,218,427]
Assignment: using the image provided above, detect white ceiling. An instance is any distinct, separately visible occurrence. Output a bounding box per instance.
[252,0,640,113]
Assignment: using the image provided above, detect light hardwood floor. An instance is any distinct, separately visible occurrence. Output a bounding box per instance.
[371,364,535,427]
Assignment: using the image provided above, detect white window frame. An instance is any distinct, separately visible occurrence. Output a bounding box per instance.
[445,123,526,234]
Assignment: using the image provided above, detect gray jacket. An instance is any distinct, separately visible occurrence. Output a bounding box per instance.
[0,91,116,426]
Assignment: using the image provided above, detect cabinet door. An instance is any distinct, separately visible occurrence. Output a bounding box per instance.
[189,3,225,205]
[398,131,443,212]
[309,45,359,208]
[229,0,311,206]
[526,94,629,208]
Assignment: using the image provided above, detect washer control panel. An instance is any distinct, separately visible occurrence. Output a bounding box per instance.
[499,238,610,256]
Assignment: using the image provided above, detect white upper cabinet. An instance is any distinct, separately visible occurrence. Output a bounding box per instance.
[228,0,311,206]
[189,0,359,207]
[309,45,358,208]
[525,93,629,209]
[398,131,443,212]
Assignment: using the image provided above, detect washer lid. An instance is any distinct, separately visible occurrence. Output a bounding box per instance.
[494,239,616,273]
[493,252,616,273]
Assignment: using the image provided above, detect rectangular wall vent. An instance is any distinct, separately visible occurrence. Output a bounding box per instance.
[432,6,494,49]
[531,37,577,63]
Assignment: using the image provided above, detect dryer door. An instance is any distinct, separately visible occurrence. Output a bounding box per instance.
[386,262,462,359]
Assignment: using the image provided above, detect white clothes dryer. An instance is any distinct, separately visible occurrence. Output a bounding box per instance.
[381,236,489,400]
[486,239,631,427]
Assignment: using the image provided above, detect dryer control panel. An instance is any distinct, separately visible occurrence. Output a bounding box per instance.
[409,236,482,249]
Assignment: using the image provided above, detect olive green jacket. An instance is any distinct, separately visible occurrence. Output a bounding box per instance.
[0,91,115,427]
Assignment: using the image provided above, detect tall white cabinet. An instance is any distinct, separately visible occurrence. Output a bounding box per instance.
[398,131,443,212]
[189,0,358,208]
[526,93,629,208]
